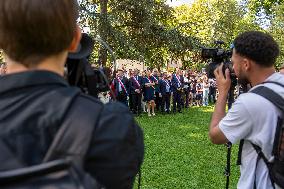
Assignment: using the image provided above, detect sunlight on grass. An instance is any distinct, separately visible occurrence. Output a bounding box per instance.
[136,106,240,189]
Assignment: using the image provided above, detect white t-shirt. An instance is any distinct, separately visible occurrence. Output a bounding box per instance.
[219,73,284,189]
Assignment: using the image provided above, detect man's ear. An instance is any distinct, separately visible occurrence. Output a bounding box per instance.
[243,58,251,71]
[68,25,82,53]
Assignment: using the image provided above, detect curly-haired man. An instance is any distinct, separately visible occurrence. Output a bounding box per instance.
[209,31,284,189]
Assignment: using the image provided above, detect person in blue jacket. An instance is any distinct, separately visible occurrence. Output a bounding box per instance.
[171,68,184,113]
[151,68,161,112]
[159,72,172,114]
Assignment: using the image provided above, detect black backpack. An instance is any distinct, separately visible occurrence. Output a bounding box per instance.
[0,96,103,189]
[238,81,284,189]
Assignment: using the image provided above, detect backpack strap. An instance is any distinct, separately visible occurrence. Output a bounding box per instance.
[43,95,102,163]
[249,84,284,189]
[251,85,284,112]
[251,85,284,157]
[237,82,284,165]
[250,142,276,189]
[262,81,284,88]
[237,139,244,165]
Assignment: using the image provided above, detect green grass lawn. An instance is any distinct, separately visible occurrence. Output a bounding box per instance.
[136,105,240,189]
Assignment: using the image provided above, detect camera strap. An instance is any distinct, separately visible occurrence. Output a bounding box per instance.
[225,142,232,189]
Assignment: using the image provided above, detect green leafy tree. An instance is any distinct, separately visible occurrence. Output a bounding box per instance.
[269,3,284,69]
[173,0,260,70]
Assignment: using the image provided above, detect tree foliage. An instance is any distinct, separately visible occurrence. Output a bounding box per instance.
[269,3,284,68]
[241,0,284,17]
[77,0,278,70]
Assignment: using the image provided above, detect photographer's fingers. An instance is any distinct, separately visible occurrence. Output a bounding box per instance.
[214,63,223,79]
[214,68,218,78]
[225,68,230,80]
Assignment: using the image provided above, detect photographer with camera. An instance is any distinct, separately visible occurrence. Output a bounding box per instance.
[0,0,144,188]
[209,31,284,189]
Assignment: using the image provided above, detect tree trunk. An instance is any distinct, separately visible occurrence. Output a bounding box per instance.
[99,0,108,66]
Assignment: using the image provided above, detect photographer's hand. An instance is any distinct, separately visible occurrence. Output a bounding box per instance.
[208,63,230,144]
[214,63,231,96]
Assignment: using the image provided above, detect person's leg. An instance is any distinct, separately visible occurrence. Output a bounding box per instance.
[129,94,133,111]
[166,93,170,113]
[205,90,209,106]
[177,92,182,112]
[158,95,162,112]
[147,102,151,116]
[132,94,137,114]
[154,92,159,112]
[124,96,129,107]
[137,94,142,115]
[185,90,189,108]
[151,100,155,116]
[161,95,166,113]
[173,92,177,112]
[189,92,193,106]
[202,91,206,106]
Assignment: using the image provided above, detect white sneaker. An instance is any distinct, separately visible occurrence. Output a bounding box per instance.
[152,113,156,116]
[148,113,152,117]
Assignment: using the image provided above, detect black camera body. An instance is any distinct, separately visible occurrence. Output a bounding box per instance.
[201,45,238,87]
[66,33,109,98]
[201,46,233,78]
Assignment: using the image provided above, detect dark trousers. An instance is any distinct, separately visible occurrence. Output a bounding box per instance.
[173,91,181,112]
[155,92,162,112]
[185,89,189,108]
[161,92,171,112]
[131,93,142,114]
[180,91,185,108]
[117,93,128,107]
[208,90,216,103]
[129,94,133,111]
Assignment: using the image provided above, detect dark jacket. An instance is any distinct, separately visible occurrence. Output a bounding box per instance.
[171,74,184,92]
[0,71,144,189]
[113,76,129,97]
[150,75,160,93]
[159,79,172,96]
[129,75,142,94]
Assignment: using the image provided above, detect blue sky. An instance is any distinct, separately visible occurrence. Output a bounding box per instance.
[166,0,194,7]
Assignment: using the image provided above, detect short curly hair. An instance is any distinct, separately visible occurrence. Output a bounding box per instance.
[233,31,279,67]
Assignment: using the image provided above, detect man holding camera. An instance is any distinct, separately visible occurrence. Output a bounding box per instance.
[0,0,144,188]
[209,31,284,188]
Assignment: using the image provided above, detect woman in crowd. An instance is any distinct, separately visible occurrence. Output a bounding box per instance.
[195,78,203,106]
[143,70,156,116]
[202,77,209,106]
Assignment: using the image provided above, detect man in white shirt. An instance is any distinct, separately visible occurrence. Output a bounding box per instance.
[209,31,284,189]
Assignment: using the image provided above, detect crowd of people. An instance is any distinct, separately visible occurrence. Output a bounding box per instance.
[109,68,217,116]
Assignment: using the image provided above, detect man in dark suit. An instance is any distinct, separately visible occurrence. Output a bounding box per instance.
[129,69,143,115]
[151,68,161,112]
[171,68,183,113]
[159,72,171,114]
[113,69,129,106]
